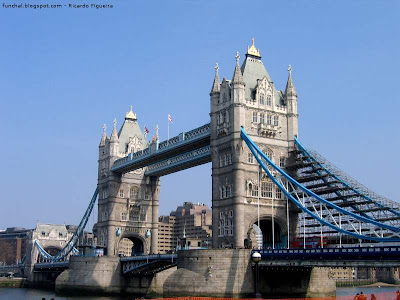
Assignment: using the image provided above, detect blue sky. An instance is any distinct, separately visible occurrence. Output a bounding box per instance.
[0,0,399,230]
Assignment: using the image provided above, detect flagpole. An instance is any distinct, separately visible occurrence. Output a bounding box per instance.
[167,115,170,145]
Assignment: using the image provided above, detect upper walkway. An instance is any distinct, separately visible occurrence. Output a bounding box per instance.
[111,123,211,176]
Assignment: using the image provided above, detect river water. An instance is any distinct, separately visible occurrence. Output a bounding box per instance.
[0,286,399,300]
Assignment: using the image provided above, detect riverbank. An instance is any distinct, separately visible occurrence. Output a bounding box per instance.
[0,277,28,288]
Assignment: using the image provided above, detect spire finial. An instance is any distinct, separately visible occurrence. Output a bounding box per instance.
[113,118,117,129]
[246,38,261,58]
[235,51,240,64]
[125,105,137,120]
[103,124,107,133]
[288,65,292,76]
[110,118,119,142]
[211,62,221,94]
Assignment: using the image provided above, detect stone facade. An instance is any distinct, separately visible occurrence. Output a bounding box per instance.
[210,39,299,249]
[94,108,160,256]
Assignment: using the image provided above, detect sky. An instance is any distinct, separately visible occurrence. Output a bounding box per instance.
[0,0,399,231]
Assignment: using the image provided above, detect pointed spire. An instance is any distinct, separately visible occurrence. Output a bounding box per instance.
[232,51,244,84]
[99,124,107,146]
[210,62,221,94]
[110,118,118,142]
[285,65,297,97]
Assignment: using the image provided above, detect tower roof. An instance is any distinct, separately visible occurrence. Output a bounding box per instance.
[118,106,148,153]
[240,38,283,105]
[110,119,119,142]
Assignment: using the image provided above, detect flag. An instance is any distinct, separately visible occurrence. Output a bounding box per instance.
[144,126,149,134]
[168,114,173,123]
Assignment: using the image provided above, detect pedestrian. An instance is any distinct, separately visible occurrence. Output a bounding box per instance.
[396,290,400,300]
[354,293,360,300]
[371,294,376,300]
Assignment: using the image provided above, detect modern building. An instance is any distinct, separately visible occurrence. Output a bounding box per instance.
[158,202,212,253]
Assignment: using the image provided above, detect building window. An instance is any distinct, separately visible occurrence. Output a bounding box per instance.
[220,212,224,219]
[267,114,272,125]
[121,212,127,221]
[119,190,124,198]
[248,152,254,164]
[279,156,285,167]
[261,178,273,198]
[227,153,232,165]
[144,192,150,200]
[229,210,233,218]
[219,156,224,167]
[260,93,264,104]
[102,189,108,199]
[275,187,282,199]
[267,95,272,106]
[226,186,232,198]
[274,115,279,126]
[252,111,258,123]
[260,113,265,124]
[249,182,258,197]
[129,187,139,199]
[41,231,46,237]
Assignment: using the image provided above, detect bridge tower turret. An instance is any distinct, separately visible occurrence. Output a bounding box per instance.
[95,107,159,256]
[210,39,299,249]
[285,65,299,143]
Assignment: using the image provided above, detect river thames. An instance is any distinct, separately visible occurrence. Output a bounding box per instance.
[0,286,399,300]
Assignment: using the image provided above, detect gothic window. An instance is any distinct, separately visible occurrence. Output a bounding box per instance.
[217,114,220,124]
[225,110,229,123]
[267,95,272,106]
[274,115,279,126]
[219,112,224,124]
[130,187,139,199]
[121,212,127,221]
[222,186,226,198]
[226,186,232,198]
[229,210,233,218]
[261,177,273,198]
[248,152,254,164]
[219,220,224,236]
[219,187,223,199]
[252,111,258,123]
[267,114,272,125]
[279,156,285,167]
[119,189,124,198]
[223,155,228,166]
[219,156,224,167]
[220,212,224,219]
[227,153,232,165]
[248,182,258,197]
[260,93,264,105]
[260,113,265,124]
[144,192,150,200]
[102,189,108,199]
[275,187,282,199]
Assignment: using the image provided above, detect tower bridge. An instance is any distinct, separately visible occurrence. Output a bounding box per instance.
[25,39,400,297]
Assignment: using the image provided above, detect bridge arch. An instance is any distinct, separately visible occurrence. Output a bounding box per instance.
[248,214,288,250]
[117,233,147,256]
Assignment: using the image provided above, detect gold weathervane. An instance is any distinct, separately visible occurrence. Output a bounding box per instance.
[246,37,261,58]
[125,105,137,120]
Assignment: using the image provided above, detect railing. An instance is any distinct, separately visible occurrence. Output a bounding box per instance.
[112,123,210,170]
[254,246,400,260]
[145,145,210,175]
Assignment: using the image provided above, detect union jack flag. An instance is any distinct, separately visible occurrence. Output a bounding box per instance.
[144,126,149,134]
[168,114,173,123]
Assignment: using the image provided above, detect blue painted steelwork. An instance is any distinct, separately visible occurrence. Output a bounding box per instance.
[145,145,211,176]
[35,188,99,262]
[295,137,400,219]
[121,254,177,275]
[111,123,210,174]
[254,246,400,260]
[240,128,400,242]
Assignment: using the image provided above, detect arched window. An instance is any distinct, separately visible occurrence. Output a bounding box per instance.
[260,113,265,124]
[129,187,139,199]
[267,95,272,106]
[261,176,273,198]
[260,93,264,105]
[222,186,226,198]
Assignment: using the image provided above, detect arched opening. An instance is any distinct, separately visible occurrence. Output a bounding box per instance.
[255,219,286,249]
[118,236,144,256]
[36,246,61,263]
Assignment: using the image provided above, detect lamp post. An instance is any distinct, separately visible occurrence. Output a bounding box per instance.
[251,252,262,298]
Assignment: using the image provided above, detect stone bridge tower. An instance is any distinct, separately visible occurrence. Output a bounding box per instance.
[210,39,299,249]
[94,107,160,256]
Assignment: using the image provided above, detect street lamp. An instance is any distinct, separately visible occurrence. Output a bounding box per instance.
[251,252,262,298]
